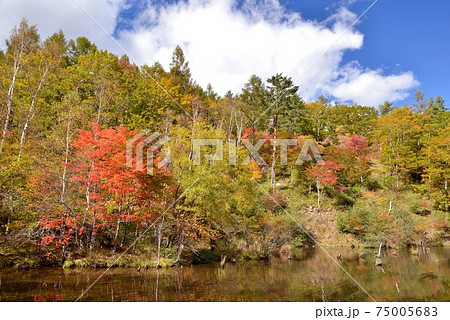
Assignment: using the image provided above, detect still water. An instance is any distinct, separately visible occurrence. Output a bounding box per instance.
[0,248,448,301]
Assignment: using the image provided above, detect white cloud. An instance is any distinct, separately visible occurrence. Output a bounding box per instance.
[324,63,419,106]
[0,0,127,54]
[117,0,417,105]
[0,0,418,106]
[117,1,363,96]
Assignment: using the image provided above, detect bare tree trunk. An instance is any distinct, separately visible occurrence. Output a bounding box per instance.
[18,68,48,159]
[270,113,278,191]
[132,227,139,252]
[60,118,71,255]
[175,232,184,263]
[156,218,164,267]
[0,63,20,156]
[120,223,128,248]
[89,213,96,252]
[113,219,121,251]
[220,255,227,269]
[317,180,321,209]
[96,95,103,124]
[82,161,95,249]
[83,179,91,224]
[6,216,10,234]
[0,21,34,155]
[61,118,71,204]
[234,110,245,146]
[375,242,383,266]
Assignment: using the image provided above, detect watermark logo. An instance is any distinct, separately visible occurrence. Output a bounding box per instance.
[127,131,323,174]
[126,130,170,175]
[193,138,324,166]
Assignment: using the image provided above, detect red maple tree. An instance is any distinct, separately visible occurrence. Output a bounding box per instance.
[307,160,347,209]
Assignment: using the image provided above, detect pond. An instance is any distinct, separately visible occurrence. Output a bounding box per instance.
[0,247,448,301]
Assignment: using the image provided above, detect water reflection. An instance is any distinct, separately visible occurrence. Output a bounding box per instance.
[0,248,448,301]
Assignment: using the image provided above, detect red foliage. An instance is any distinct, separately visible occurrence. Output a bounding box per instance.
[34,295,47,302]
[39,122,172,249]
[34,292,63,302]
[70,123,171,226]
[306,161,348,190]
[338,134,369,156]
[39,215,74,247]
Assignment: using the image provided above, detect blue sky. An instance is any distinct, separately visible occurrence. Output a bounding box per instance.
[114,0,450,106]
[287,0,450,106]
[1,0,448,107]
[348,0,448,106]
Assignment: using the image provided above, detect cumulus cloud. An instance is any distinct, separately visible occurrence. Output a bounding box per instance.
[324,62,419,106]
[116,0,418,105]
[0,0,127,54]
[0,0,419,106]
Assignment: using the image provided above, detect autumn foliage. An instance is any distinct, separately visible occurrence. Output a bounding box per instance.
[0,19,448,266]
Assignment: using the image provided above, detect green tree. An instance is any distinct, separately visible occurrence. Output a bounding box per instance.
[165,122,257,260]
[44,30,68,64]
[169,45,192,93]
[323,104,378,139]
[265,73,301,188]
[239,75,266,133]
[69,50,125,125]
[426,95,447,128]
[379,101,394,116]
[413,89,427,113]
[66,36,97,65]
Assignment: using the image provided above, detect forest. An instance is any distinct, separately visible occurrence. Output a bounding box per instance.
[0,19,448,269]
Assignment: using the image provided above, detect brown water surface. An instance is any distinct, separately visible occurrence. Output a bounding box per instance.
[0,248,448,301]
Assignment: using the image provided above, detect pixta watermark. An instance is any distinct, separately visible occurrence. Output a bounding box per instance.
[126,131,324,175]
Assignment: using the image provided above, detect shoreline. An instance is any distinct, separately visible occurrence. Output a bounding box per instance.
[1,244,448,270]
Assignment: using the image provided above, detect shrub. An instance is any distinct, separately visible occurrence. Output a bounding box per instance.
[291,168,301,185]
[292,235,305,247]
[415,212,449,245]
[335,192,356,207]
[337,205,371,235]
[192,249,218,264]
[261,189,286,212]
[403,192,427,215]
[365,178,382,191]
[163,247,178,260]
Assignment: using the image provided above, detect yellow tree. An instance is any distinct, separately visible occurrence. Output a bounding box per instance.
[164,121,257,261]
[0,19,40,156]
[304,101,327,141]
[423,126,450,210]
[69,50,123,125]
[17,39,63,159]
[130,64,192,130]
[376,107,423,187]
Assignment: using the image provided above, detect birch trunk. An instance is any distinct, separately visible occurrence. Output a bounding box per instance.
[317,180,321,209]
[156,218,164,267]
[270,113,278,191]
[18,68,48,159]
[0,62,20,156]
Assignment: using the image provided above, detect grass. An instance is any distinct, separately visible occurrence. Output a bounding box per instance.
[62,253,176,269]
